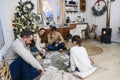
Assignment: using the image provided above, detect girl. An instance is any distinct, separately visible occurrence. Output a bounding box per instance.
[69,35,96,78]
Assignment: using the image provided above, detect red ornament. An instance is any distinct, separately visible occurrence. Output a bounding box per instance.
[97,0,101,3]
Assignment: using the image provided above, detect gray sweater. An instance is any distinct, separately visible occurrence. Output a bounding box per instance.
[4,37,42,70]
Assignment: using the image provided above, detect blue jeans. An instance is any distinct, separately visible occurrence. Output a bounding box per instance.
[48,42,65,51]
[31,47,38,52]
[10,57,40,80]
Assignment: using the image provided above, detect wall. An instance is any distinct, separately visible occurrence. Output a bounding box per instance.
[0,0,17,60]
[110,0,120,42]
[85,0,106,35]
[67,0,120,42]
[86,0,120,42]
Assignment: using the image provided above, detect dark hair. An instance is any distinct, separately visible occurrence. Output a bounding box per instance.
[30,39,36,51]
[66,34,72,41]
[39,28,45,31]
[38,28,46,37]
[50,26,56,32]
[20,30,33,38]
[72,35,82,46]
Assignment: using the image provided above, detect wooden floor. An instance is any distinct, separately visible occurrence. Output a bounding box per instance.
[35,40,120,80]
[82,40,120,80]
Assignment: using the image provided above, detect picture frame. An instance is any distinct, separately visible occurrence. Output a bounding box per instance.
[0,19,5,49]
[34,13,43,24]
[80,0,86,12]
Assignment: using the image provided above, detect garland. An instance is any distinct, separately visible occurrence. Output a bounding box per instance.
[23,1,34,12]
[92,0,107,16]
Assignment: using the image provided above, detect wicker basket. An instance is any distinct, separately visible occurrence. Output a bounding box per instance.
[0,61,11,80]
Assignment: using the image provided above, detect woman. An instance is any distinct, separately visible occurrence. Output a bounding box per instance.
[31,28,46,55]
[69,35,97,78]
[47,26,65,51]
[65,34,73,51]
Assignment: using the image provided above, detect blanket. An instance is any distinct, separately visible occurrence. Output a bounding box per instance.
[39,70,80,80]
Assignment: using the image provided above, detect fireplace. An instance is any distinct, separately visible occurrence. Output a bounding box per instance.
[101,28,112,43]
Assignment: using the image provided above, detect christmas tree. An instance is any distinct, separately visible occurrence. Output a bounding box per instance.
[12,0,37,38]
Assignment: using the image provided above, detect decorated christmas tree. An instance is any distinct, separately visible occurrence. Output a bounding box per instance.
[12,0,37,38]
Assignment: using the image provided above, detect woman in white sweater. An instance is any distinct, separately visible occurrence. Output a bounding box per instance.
[31,28,46,55]
[70,35,97,78]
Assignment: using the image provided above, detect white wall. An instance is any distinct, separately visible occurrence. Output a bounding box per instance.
[0,0,19,60]
[110,0,120,42]
[85,0,107,35]
[67,0,120,42]
[86,0,120,42]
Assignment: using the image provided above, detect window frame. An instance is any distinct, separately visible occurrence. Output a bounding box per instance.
[42,0,60,24]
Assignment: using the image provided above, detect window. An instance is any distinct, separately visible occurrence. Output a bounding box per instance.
[42,0,60,23]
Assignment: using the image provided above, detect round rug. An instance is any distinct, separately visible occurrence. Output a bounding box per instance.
[83,44,103,56]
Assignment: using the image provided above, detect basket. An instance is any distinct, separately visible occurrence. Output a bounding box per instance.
[0,61,11,80]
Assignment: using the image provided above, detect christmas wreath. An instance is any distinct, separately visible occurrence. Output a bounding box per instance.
[23,1,34,12]
[92,0,107,16]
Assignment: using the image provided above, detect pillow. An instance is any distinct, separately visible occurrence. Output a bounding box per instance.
[73,67,97,78]
[0,61,11,80]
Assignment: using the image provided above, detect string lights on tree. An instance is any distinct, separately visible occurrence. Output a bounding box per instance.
[12,0,37,38]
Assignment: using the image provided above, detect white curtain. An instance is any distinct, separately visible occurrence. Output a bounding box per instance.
[37,0,46,21]
[59,0,66,24]
[37,0,65,24]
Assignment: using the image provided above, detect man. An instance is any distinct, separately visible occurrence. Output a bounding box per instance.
[47,26,65,51]
[4,30,44,80]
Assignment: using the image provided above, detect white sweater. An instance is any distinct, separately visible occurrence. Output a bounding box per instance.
[35,34,45,51]
[70,46,94,72]
[70,46,97,78]
[4,37,42,70]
